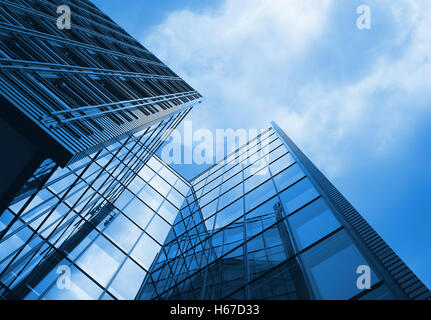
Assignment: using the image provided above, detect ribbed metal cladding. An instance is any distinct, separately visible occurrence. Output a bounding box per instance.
[271,121,431,300]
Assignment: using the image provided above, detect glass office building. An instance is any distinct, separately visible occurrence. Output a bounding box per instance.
[0,114,191,300]
[1,119,429,300]
[0,0,202,300]
[138,123,431,300]
[0,0,429,301]
[0,0,202,214]
[0,150,192,300]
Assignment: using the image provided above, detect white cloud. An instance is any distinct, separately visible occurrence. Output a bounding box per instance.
[144,0,431,178]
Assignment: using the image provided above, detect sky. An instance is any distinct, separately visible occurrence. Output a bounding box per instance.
[93,0,431,289]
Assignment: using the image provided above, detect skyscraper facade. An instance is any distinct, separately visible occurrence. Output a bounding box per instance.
[0,116,192,300]
[0,0,202,299]
[0,0,429,301]
[138,123,431,300]
[0,0,202,213]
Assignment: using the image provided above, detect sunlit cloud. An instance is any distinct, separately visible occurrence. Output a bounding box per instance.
[144,0,431,180]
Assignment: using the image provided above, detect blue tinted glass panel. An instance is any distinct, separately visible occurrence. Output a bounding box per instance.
[158,167,178,185]
[174,179,190,197]
[221,172,243,194]
[223,164,242,181]
[167,188,185,209]
[114,188,134,210]
[273,163,305,191]
[131,234,161,270]
[279,178,319,214]
[200,199,218,219]
[218,184,243,210]
[301,230,379,299]
[268,144,287,162]
[358,284,396,300]
[138,185,164,210]
[76,236,125,287]
[104,214,141,252]
[109,259,147,300]
[138,165,156,182]
[157,200,179,224]
[146,214,171,244]
[245,195,278,221]
[269,153,295,175]
[199,186,220,207]
[43,266,103,300]
[122,198,154,230]
[289,198,340,250]
[149,174,171,197]
[244,167,271,193]
[214,199,244,229]
[245,180,276,212]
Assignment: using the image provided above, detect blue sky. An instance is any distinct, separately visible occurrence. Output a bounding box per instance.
[93,0,431,289]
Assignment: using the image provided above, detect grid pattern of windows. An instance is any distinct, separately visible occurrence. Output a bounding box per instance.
[0,0,205,301]
[0,0,202,165]
[138,128,404,300]
[0,110,190,300]
[1,122,429,300]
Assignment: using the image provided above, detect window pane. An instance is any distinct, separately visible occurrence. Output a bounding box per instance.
[202,175,222,194]
[158,200,179,224]
[269,153,295,175]
[273,163,305,191]
[244,166,270,193]
[199,185,220,207]
[289,198,340,250]
[218,184,243,210]
[122,197,154,230]
[127,176,144,195]
[147,157,163,172]
[301,230,379,299]
[149,174,171,197]
[268,144,287,162]
[114,188,133,210]
[131,233,161,270]
[245,180,276,212]
[358,284,396,300]
[138,185,163,210]
[104,213,141,252]
[214,199,244,229]
[158,166,178,185]
[223,164,242,181]
[167,187,185,209]
[174,179,190,196]
[249,258,310,299]
[76,236,125,287]
[109,259,147,300]
[43,266,103,300]
[221,171,243,194]
[138,165,156,182]
[200,198,218,220]
[146,214,170,244]
[279,178,319,214]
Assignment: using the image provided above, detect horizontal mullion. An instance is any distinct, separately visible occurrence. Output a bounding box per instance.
[0,59,182,81]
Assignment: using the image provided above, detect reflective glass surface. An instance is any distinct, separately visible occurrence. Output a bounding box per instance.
[1,126,401,300]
